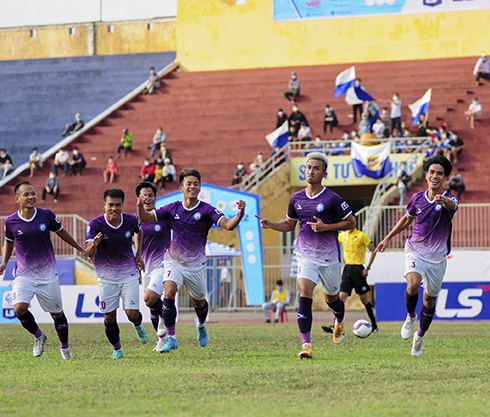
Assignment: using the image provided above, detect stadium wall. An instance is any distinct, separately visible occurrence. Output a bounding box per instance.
[176,0,488,71]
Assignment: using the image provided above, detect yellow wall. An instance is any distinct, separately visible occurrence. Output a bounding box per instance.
[0,20,176,61]
[177,0,487,71]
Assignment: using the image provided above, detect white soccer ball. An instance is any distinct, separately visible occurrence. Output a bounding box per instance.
[353,319,372,338]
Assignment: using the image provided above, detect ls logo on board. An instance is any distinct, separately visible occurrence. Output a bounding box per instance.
[2,289,16,320]
[423,0,442,6]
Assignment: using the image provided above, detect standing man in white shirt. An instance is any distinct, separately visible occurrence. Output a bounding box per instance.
[390,93,402,135]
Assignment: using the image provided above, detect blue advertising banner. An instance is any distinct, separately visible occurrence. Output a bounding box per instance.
[274,0,490,21]
[376,282,490,321]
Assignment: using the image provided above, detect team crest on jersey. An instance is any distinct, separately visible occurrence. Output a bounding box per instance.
[39,223,47,232]
[194,212,202,220]
[435,204,443,211]
[316,203,325,212]
[153,224,162,232]
[124,231,131,239]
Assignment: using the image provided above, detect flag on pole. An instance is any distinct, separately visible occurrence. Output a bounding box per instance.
[335,66,356,98]
[265,120,289,149]
[408,88,432,126]
[351,142,391,179]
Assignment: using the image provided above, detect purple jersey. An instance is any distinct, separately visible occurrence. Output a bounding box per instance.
[405,190,458,262]
[86,213,141,281]
[287,187,352,266]
[136,214,171,272]
[4,208,62,283]
[153,200,224,270]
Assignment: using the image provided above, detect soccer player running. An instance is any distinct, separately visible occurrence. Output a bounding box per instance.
[322,226,378,334]
[86,189,149,359]
[257,153,355,359]
[376,155,457,357]
[134,181,171,351]
[0,181,86,359]
[137,168,245,352]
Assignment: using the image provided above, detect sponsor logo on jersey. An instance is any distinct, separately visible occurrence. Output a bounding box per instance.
[174,214,180,220]
[341,202,349,211]
[297,204,303,210]
[17,230,23,235]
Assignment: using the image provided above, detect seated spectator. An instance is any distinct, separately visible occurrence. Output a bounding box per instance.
[323,104,338,134]
[249,151,265,172]
[465,97,482,129]
[416,113,430,137]
[116,128,133,158]
[61,113,84,137]
[53,147,70,177]
[474,54,490,86]
[262,279,290,323]
[372,117,385,139]
[341,130,350,141]
[402,127,412,138]
[284,71,300,104]
[272,145,285,166]
[390,127,401,138]
[423,147,438,162]
[0,149,13,179]
[70,147,86,176]
[350,129,360,142]
[297,122,312,143]
[103,156,117,184]
[140,158,156,183]
[447,173,465,200]
[159,158,176,190]
[148,127,166,157]
[359,115,370,136]
[311,135,325,153]
[154,142,172,166]
[142,67,161,95]
[231,162,248,185]
[330,141,348,156]
[289,105,308,135]
[28,147,42,178]
[380,107,391,138]
[41,172,60,204]
[449,132,465,163]
[276,109,288,129]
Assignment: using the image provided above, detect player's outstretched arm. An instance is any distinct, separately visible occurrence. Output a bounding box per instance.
[362,242,377,278]
[307,214,356,233]
[0,240,14,275]
[134,229,145,272]
[56,229,87,256]
[220,200,246,231]
[137,196,157,223]
[255,214,297,232]
[375,214,414,253]
[435,194,457,211]
[86,232,103,259]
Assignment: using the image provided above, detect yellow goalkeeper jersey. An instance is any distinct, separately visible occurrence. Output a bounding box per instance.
[338,229,371,265]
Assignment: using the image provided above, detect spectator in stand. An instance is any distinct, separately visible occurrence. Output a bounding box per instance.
[380,107,391,138]
[159,158,176,190]
[273,145,286,167]
[390,127,401,139]
[474,55,490,86]
[284,71,300,104]
[350,129,360,142]
[61,113,84,137]
[41,172,60,203]
[70,147,86,176]
[424,147,438,162]
[297,122,312,143]
[148,127,166,158]
[140,158,156,183]
[28,147,42,178]
[231,162,248,185]
[341,130,351,141]
[447,173,465,200]
[276,109,288,129]
[359,115,370,136]
[449,132,465,163]
[396,161,410,206]
[289,105,308,135]
[53,148,70,177]
[288,125,299,148]
[372,117,386,139]
[323,104,338,134]
[465,97,482,129]
[117,128,133,158]
[390,93,402,134]
[154,143,172,166]
[262,279,290,323]
[311,135,325,153]
[364,101,380,130]
[352,78,364,124]
[142,67,161,95]
[0,149,13,179]
[219,260,231,308]
[416,113,430,137]
[249,151,265,172]
[103,156,117,184]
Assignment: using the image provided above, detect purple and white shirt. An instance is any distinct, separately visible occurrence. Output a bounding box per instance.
[4,208,62,283]
[405,190,458,262]
[287,187,352,266]
[86,213,141,282]
[136,213,171,273]
[153,200,224,270]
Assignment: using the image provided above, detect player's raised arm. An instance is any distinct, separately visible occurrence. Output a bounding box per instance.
[255,214,297,232]
[220,200,246,231]
[137,195,157,223]
[56,228,86,256]
[375,213,414,253]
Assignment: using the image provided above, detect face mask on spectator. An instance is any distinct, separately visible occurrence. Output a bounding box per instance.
[49,173,55,179]
[237,164,244,169]
[144,161,150,166]
[73,150,79,155]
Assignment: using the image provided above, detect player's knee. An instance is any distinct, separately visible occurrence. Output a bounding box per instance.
[125,309,140,322]
[50,311,63,319]
[14,303,28,316]
[144,290,159,306]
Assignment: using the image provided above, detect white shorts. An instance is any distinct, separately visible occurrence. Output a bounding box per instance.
[12,278,63,313]
[98,277,140,313]
[164,261,206,301]
[297,258,341,296]
[143,266,165,295]
[404,252,447,297]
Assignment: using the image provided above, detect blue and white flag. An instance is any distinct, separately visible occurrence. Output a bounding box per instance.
[265,120,289,149]
[335,66,375,102]
[351,141,391,179]
[408,88,432,126]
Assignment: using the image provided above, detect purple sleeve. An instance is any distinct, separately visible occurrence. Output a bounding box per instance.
[155,205,169,222]
[286,195,298,220]
[134,216,141,234]
[47,210,63,232]
[406,196,417,217]
[4,220,14,242]
[333,195,352,220]
[85,219,99,242]
[209,206,225,226]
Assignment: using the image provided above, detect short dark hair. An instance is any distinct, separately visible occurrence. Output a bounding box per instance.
[135,181,157,197]
[73,147,78,151]
[0,149,5,153]
[424,155,452,177]
[14,181,33,196]
[276,280,284,286]
[104,188,125,203]
[179,168,201,185]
